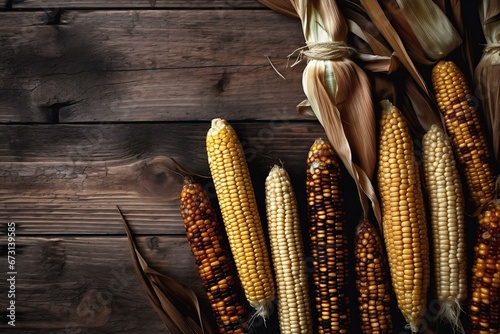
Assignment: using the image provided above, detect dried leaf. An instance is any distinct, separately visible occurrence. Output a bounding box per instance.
[386,0,462,62]
[380,0,432,65]
[359,0,429,95]
[403,77,441,136]
[356,52,400,73]
[475,0,500,173]
[288,0,381,223]
[342,1,394,57]
[479,0,500,40]
[117,206,213,334]
[482,0,500,24]
[434,0,479,85]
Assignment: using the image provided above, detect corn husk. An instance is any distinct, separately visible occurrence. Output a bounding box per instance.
[475,0,500,174]
[262,0,381,223]
[433,0,481,78]
[357,0,430,95]
[118,206,214,334]
[382,0,462,63]
[344,0,440,137]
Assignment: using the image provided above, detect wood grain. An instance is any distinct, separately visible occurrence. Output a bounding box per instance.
[0,122,326,235]
[0,10,305,123]
[0,235,210,332]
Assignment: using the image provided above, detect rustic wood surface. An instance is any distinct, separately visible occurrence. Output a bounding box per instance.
[11,0,265,9]
[0,1,480,333]
[0,10,304,123]
[0,236,202,332]
[0,122,324,235]
[0,2,319,332]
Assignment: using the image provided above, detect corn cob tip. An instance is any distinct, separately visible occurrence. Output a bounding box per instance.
[210,117,227,130]
[379,99,394,113]
[268,164,281,175]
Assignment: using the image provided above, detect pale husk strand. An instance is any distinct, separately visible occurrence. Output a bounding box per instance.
[289,0,381,223]
[475,0,500,173]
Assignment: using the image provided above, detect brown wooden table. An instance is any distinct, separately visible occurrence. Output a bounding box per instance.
[1,1,483,333]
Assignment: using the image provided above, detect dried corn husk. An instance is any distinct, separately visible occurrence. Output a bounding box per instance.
[262,0,381,223]
[259,0,298,18]
[117,208,213,334]
[296,0,381,222]
[357,0,430,94]
[383,0,461,62]
[433,0,480,78]
[475,0,500,174]
[343,0,440,136]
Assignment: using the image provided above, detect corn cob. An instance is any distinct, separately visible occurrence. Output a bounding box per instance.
[422,124,467,331]
[469,200,500,334]
[306,138,350,333]
[377,100,430,333]
[265,165,313,334]
[432,60,496,212]
[180,179,248,333]
[354,219,393,334]
[206,118,275,320]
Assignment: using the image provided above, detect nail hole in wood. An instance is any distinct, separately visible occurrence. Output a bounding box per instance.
[44,8,62,25]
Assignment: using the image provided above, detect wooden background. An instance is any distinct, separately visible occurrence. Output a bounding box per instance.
[0,1,484,333]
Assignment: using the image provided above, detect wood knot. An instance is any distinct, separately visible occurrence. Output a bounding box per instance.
[138,156,183,200]
[147,236,159,251]
[75,289,112,327]
[40,240,66,279]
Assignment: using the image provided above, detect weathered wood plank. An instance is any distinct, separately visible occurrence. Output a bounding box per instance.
[0,235,280,333]
[12,0,265,9]
[0,10,305,123]
[59,67,303,123]
[0,122,326,235]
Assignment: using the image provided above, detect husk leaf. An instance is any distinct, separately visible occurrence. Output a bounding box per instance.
[475,0,500,172]
[344,0,439,136]
[288,0,380,223]
[358,0,429,95]
[342,1,394,57]
[441,0,477,77]
[383,0,462,62]
[118,206,213,334]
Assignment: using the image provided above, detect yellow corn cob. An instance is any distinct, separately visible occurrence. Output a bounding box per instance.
[377,100,430,333]
[354,219,393,334]
[422,124,467,331]
[265,165,313,334]
[306,138,350,333]
[206,118,275,320]
[469,200,500,334]
[432,60,495,212]
[180,179,248,333]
